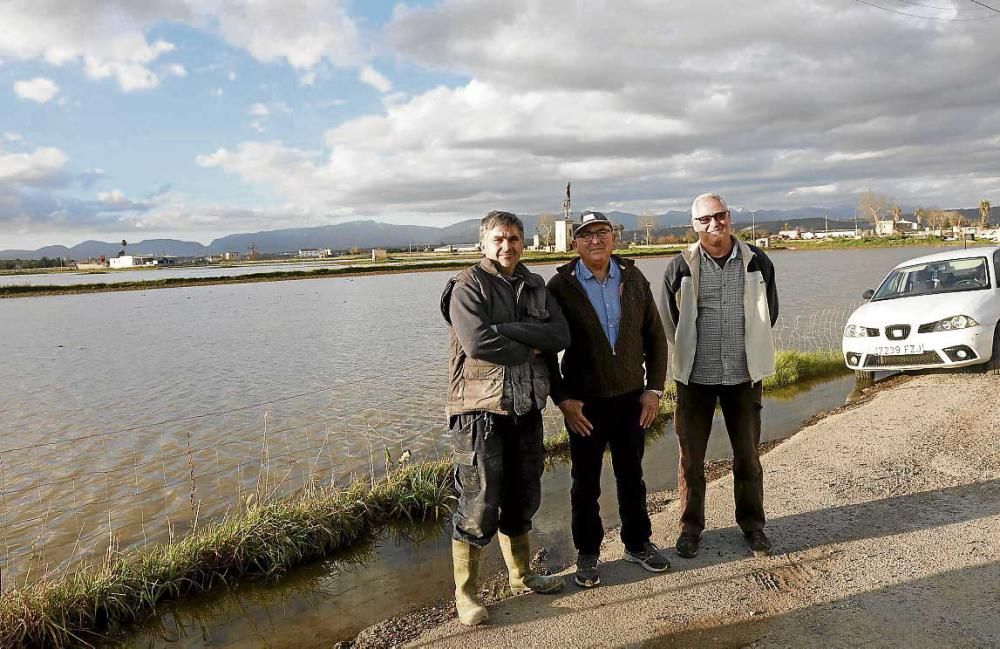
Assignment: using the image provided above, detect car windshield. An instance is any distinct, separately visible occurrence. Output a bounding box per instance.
[872,257,991,301]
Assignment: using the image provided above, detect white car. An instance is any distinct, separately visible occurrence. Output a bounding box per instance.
[843,246,1000,371]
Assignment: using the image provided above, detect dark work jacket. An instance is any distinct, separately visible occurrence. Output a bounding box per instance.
[441,258,570,417]
[544,255,668,402]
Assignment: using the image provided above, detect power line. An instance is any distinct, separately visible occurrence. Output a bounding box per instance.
[854,0,1000,19]
[892,0,989,11]
[966,0,1000,14]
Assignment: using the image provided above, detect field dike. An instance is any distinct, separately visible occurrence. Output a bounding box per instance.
[0,350,846,647]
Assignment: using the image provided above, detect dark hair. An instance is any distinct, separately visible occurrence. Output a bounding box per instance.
[479,210,524,242]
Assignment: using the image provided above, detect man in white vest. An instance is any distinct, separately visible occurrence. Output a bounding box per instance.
[659,193,779,559]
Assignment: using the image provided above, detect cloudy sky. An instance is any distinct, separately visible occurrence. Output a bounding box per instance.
[2,0,999,248]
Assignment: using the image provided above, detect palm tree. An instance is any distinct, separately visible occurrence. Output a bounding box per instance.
[979,200,991,228]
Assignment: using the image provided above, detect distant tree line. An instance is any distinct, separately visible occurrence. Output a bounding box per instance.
[0,257,68,270]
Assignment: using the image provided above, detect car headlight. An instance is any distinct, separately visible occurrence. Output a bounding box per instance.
[844,324,877,337]
[926,315,980,332]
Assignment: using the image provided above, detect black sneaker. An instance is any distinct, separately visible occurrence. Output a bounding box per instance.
[745,529,772,556]
[624,542,671,573]
[574,554,600,588]
[675,531,702,558]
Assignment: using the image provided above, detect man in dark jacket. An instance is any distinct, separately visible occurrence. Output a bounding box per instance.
[545,211,670,588]
[441,210,570,625]
[660,193,779,559]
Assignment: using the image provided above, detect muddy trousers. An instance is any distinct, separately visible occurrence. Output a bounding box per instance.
[450,410,545,548]
[568,390,652,556]
[674,380,765,536]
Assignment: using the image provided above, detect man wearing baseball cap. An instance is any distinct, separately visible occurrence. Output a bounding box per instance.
[545,210,670,588]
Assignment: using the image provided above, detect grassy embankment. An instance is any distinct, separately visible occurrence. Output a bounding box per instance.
[0,349,846,647]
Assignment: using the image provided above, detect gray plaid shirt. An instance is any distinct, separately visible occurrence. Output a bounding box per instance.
[689,243,751,385]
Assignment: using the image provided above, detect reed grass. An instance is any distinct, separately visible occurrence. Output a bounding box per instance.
[0,349,847,646]
[0,460,453,647]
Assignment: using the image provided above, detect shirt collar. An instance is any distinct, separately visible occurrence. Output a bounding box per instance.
[698,238,740,263]
[576,258,617,282]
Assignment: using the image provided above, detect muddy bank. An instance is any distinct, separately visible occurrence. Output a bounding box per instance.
[398,370,999,648]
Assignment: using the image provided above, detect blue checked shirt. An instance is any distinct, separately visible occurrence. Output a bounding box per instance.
[576,259,622,349]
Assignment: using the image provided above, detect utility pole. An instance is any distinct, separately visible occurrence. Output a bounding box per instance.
[751,210,756,241]
[643,222,654,246]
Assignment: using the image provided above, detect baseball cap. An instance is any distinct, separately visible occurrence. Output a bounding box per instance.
[573,211,616,237]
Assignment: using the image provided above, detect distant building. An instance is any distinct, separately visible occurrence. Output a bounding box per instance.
[222,252,241,261]
[108,255,176,269]
[875,219,919,236]
[777,229,801,240]
[433,243,480,253]
[813,230,858,239]
[298,248,332,258]
[371,248,387,262]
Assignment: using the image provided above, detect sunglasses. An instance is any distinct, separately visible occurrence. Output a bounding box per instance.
[575,228,613,242]
[694,210,730,225]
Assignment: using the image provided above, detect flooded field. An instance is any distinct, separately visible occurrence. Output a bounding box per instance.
[0,246,949,585]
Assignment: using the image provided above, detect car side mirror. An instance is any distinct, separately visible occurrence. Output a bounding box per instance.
[862,289,874,300]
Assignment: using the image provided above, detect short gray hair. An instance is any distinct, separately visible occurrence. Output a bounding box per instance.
[479,210,524,242]
[691,193,728,218]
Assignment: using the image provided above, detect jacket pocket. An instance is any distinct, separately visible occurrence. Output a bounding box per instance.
[462,362,504,410]
[530,361,550,405]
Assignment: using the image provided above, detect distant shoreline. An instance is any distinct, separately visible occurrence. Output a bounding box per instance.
[1,238,980,299]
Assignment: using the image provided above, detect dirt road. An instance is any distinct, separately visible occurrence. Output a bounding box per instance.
[408,372,1000,648]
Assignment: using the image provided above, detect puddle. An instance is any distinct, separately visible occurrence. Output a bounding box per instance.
[123,374,858,648]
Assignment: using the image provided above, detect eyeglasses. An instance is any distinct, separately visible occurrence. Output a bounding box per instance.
[575,228,613,242]
[694,211,729,224]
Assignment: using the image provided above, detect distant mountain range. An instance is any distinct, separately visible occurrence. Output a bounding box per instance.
[1,205,988,260]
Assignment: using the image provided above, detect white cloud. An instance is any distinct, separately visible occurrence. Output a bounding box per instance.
[2,132,22,142]
[13,77,59,103]
[0,0,363,92]
[359,65,391,93]
[164,63,187,77]
[0,1,184,92]
[0,147,68,185]
[213,0,361,70]
[248,103,270,118]
[97,189,127,204]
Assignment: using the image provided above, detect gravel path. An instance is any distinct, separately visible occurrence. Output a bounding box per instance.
[407,372,1000,648]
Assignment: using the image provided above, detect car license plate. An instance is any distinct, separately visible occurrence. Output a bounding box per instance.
[873,344,924,355]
